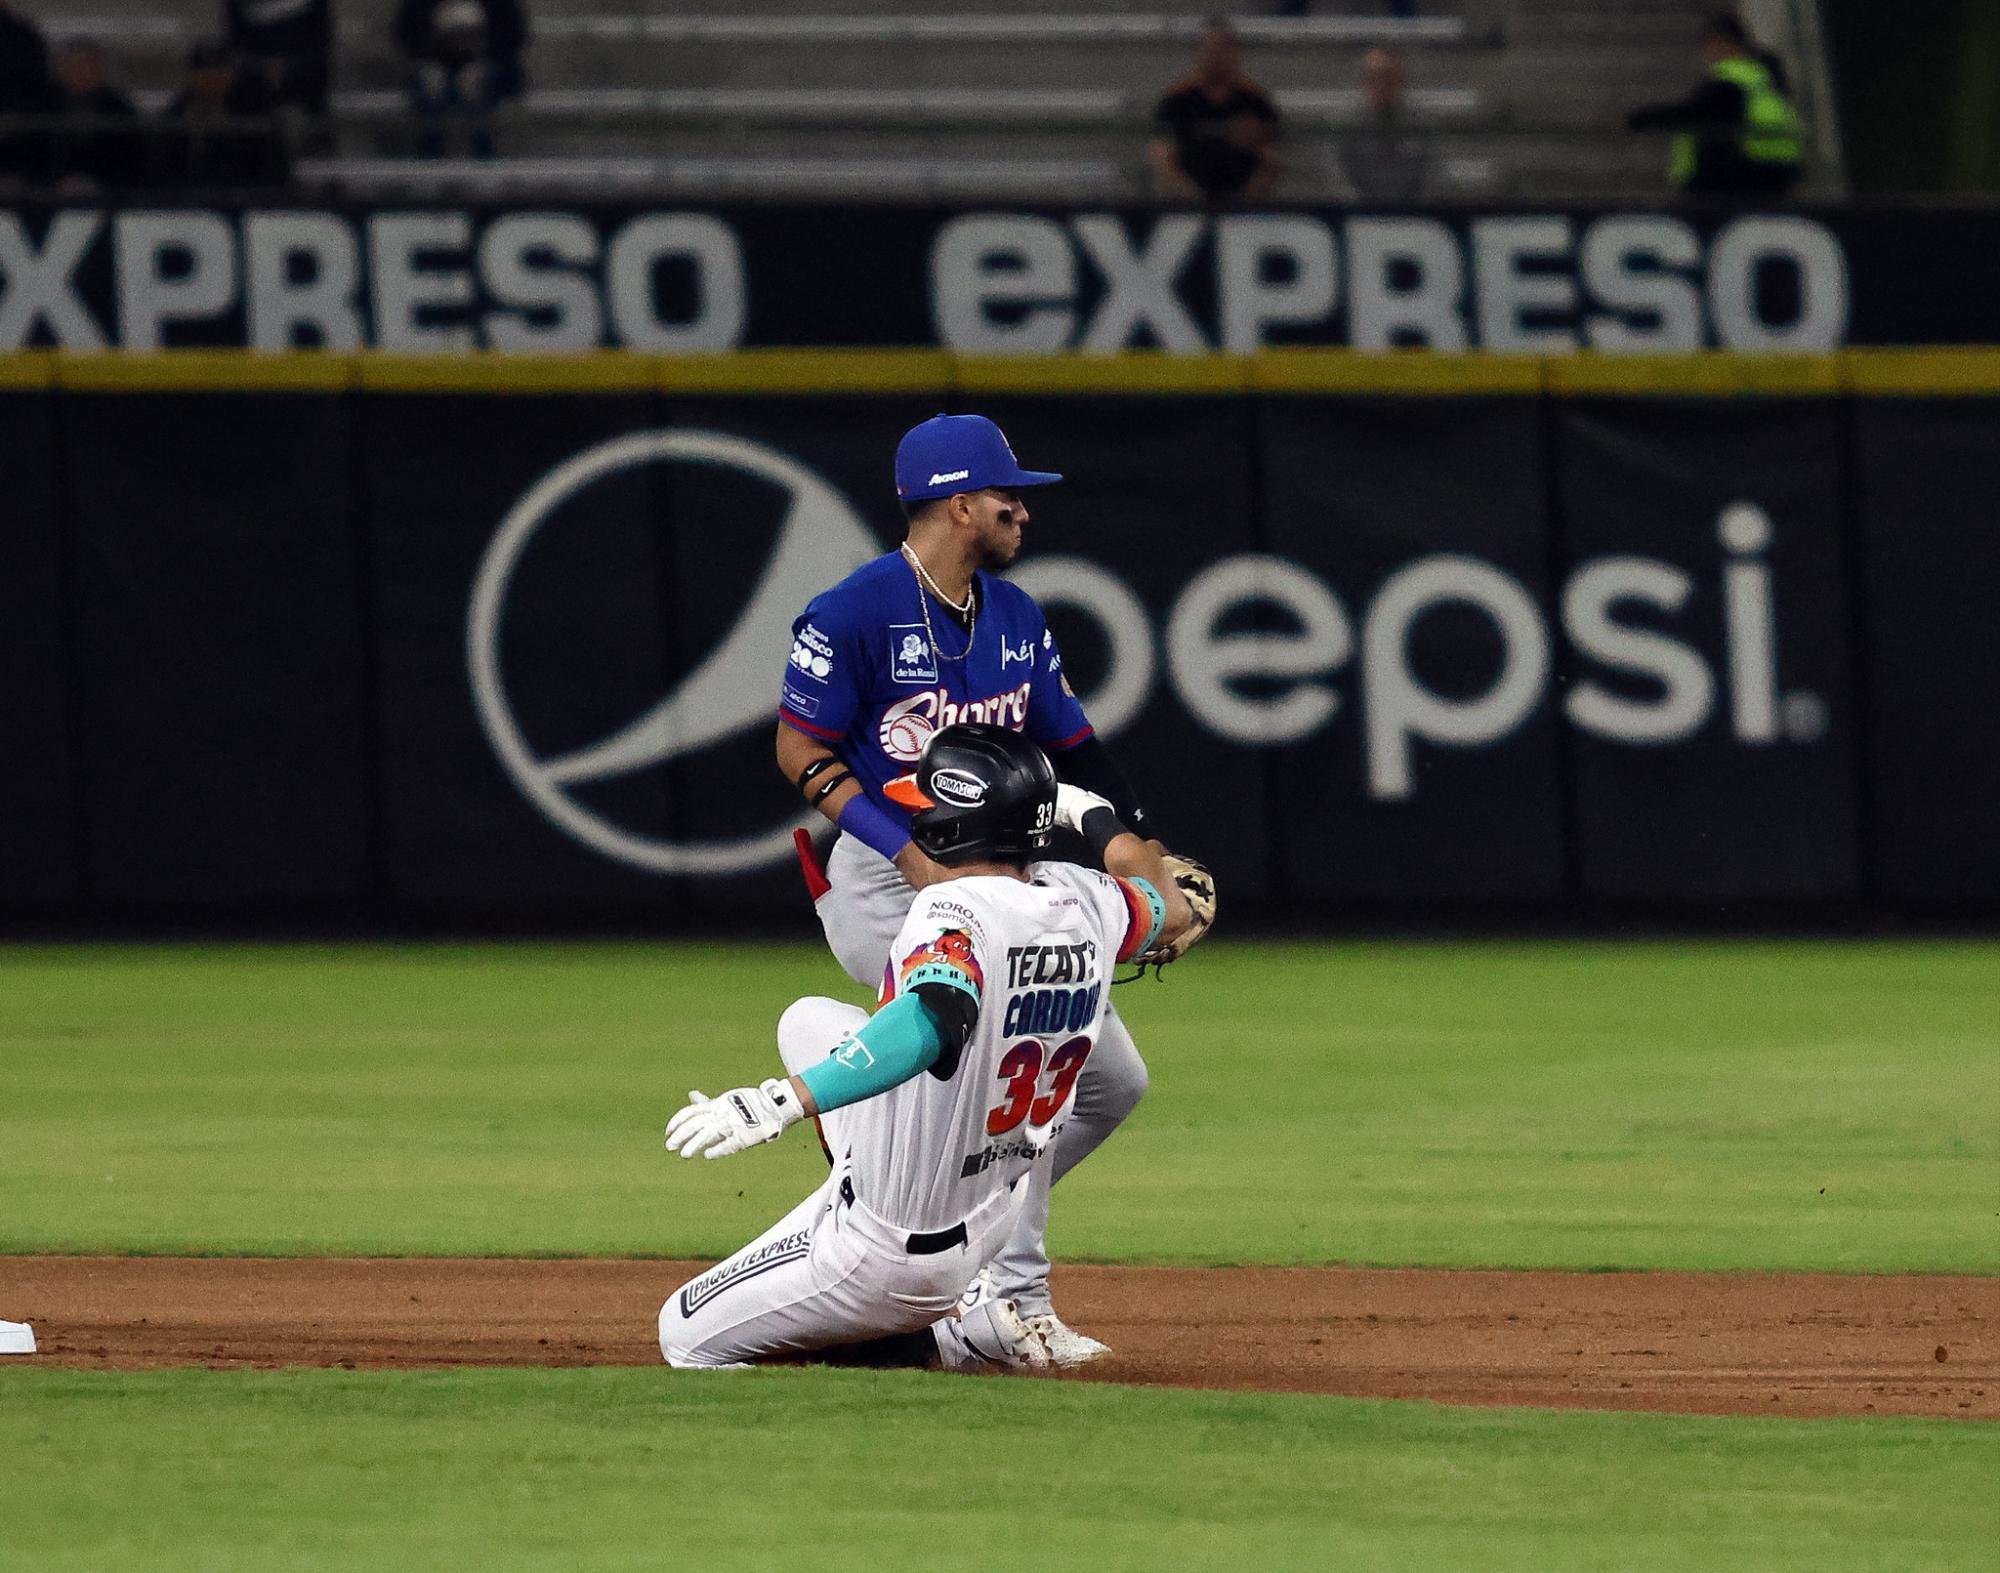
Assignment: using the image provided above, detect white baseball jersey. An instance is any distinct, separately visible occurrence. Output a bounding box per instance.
[836,861,1154,1234]
[658,859,1155,1369]
[810,831,1157,1317]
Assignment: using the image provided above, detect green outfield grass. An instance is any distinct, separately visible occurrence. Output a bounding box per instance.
[2,1367,1992,1573]
[1,940,1995,1270]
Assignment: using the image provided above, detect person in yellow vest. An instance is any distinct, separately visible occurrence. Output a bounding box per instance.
[1626,12,1802,196]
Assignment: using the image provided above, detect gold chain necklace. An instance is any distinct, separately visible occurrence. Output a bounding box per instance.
[901,543,977,664]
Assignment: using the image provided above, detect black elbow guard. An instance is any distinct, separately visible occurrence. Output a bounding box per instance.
[912,982,978,1081]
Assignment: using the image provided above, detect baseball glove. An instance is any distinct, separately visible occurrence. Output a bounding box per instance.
[1136,853,1217,972]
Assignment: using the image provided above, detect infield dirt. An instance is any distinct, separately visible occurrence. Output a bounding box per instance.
[5,1257,1992,1420]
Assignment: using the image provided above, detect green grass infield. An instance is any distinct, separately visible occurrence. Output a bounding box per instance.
[2,1367,1992,1573]
[1,939,1994,1271]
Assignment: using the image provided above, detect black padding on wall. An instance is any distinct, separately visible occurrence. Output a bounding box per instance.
[0,389,81,906]
[63,390,370,905]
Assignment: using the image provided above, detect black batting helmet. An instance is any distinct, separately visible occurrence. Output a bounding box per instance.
[883,723,1057,865]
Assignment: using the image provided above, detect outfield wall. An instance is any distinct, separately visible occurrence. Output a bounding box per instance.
[7,202,2000,351]
[2,350,1996,930]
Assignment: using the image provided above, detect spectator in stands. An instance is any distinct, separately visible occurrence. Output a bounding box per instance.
[38,38,147,192]
[223,0,333,123]
[155,36,290,187]
[1337,46,1431,201]
[0,0,53,183]
[1151,19,1281,202]
[1626,11,1801,197]
[395,0,526,160]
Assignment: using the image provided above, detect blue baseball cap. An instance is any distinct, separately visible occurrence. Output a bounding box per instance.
[894,414,1063,502]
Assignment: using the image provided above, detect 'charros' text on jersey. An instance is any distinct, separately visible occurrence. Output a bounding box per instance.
[777,553,1092,824]
[878,682,1033,763]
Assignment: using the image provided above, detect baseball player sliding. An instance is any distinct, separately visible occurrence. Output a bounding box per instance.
[768,413,1209,1363]
[658,724,1194,1369]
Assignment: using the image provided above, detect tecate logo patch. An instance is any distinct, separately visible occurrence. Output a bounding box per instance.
[930,769,988,807]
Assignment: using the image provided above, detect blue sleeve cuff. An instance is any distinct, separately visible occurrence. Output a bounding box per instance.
[838,791,912,863]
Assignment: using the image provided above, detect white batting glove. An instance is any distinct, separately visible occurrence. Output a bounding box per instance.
[1053,783,1113,835]
[665,1080,804,1160]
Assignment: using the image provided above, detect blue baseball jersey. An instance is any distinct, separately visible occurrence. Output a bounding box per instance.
[779,552,1093,820]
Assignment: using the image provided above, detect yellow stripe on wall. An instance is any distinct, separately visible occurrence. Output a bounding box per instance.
[1841,348,2000,395]
[55,351,354,392]
[666,349,960,394]
[0,350,54,389]
[3,348,1998,396]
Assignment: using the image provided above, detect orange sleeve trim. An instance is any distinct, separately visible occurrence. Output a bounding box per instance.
[1115,878,1151,964]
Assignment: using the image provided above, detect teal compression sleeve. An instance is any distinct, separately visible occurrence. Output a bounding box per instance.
[797,989,948,1113]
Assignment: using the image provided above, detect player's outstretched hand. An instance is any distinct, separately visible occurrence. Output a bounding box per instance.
[665,1081,805,1160]
[1053,783,1113,835]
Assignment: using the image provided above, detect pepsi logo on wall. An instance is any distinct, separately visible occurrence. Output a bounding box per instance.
[6,378,1994,923]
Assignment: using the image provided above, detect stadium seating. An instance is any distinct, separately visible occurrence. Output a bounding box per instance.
[34,0,1779,199]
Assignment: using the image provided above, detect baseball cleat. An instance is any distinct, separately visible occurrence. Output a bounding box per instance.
[1022,1312,1111,1367]
[959,1269,1108,1365]
[934,1297,1052,1371]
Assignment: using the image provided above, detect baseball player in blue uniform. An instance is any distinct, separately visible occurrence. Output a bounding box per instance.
[773,413,1167,1366]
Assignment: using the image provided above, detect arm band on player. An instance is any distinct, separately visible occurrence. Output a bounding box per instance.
[1053,735,1152,840]
[1119,876,1168,961]
[808,769,854,809]
[1078,805,1131,862]
[795,756,840,793]
[797,989,948,1113]
[837,791,912,863]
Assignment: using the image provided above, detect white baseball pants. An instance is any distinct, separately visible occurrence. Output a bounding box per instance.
[812,835,1148,1318]
[657,997,1028,1369]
